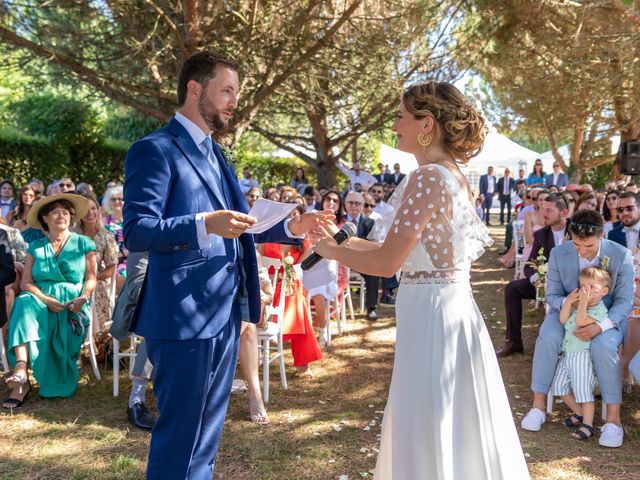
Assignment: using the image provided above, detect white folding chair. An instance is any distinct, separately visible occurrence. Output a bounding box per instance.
[349,271,367,314]
[257,256,288,403]
[0,327,8,372]
[112,334,143,397]
[85,294,102,380]
[341,269,355,323]
[512,220,525,279]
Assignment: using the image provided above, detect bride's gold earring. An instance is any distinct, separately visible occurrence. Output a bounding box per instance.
[417,133,432,147]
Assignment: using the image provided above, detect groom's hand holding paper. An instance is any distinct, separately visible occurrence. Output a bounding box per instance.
[205,210,257,238]
[245,198,298,234]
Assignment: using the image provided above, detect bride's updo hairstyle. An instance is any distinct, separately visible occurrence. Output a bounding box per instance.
[402,81,487,164]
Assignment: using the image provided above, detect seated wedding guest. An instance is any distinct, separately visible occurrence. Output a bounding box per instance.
[496,194,569,357]
[303,190,345,345]
[562,190,579,217]
[550,267,610,440]
[548,185,559,193]
[575,191,598,212]
[370,183,392,217]
[279,186,297,203]
[102,185,127,289]
[237,250,273,424]
[0,219,28,324]
[46,180,60,196]
[258,205,323,377]
[521,210,634,448]
[303,186,317,212]
[74,193,119,335]
[0,179,16,221]
[238,167,260,194]
[245,187,262,208]
[109,252,156,431]
[527,160,546,188]
[75,182,94,196]
[603,191,620,234]
[7,185,36,231]
[520,189,549,276]
[499,187,532,267]
[290,167,308,195]
[3,194,96,409]
[363,192,382,222]
[607,192,640,383]
[344,191,379,320]
[58,177,75,193]
[475,195,484,221]
[0,229,17,325]
[264,187,280,202]
[28,178,44,200]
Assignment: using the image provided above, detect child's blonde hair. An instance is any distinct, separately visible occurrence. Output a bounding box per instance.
[579,266,611,290]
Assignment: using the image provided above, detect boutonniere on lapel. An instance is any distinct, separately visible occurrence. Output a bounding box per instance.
[217,143,235,169]
[600,256,611,272]
[526,246,548,301]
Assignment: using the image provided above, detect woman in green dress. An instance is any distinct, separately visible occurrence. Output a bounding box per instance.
[3,194,96,409]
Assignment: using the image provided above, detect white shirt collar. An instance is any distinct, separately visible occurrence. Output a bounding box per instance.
[175,112,209,149]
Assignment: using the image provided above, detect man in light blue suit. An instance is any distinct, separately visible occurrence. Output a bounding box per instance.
[521,210,634,447]
[123,52,331,480]
[544,162,569,189]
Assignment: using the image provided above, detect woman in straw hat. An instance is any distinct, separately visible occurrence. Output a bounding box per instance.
[3,194,96,409]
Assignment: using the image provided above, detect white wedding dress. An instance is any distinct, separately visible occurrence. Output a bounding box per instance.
[372,164,530,480]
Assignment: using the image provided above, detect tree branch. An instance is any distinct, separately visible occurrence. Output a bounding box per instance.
[251,125,317,165]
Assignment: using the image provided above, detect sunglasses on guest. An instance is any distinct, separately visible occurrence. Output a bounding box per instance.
[616,205,638,214]
[364,203,375,208]
[606,195,618,201]
[110,197,124,202]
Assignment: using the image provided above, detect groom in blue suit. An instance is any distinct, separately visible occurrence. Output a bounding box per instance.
[124,52,331,479]
[521,209,634,447]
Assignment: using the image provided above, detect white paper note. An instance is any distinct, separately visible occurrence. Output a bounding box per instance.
[246,198,297,234]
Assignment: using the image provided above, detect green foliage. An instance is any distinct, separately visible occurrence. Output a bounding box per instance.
[0,127,126,191]
[102,109,163,143]
[577,161,613,189]
[233,148,315,189]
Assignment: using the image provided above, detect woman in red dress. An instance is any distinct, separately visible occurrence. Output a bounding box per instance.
[258,205,323,377]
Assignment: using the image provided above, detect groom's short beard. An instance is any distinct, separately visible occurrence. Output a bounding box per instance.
[198,93,228,133]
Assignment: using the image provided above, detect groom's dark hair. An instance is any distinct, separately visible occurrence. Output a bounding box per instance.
[177,51,240,106]
[569,210,604,239]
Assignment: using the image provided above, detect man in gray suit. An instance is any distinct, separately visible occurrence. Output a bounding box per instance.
[521,210,634,447]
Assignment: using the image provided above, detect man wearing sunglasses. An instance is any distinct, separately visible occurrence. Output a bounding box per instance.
[522,210,634,448]
[607,192,640,250]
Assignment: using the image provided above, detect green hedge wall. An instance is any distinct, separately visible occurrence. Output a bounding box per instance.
[0,128,127,191]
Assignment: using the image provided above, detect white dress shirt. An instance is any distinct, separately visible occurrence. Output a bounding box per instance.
[337,162,376,190]
[174,112,299,249]
[623,221,640,255]
[487,176,495,194]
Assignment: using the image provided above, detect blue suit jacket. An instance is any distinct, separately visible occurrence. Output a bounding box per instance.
[607,223,627,248]
[546,238,634,330]
[123,118,296,340]
[479,174,496,196]
[544,172,569,188]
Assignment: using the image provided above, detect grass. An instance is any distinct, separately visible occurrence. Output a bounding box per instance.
[2,225,640,479]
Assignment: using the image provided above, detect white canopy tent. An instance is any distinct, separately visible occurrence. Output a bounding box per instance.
[379,130,542,194]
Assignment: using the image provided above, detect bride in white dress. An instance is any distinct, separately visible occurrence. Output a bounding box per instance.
[315,81,530,479]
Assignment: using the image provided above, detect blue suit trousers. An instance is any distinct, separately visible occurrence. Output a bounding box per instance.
[146,306,241,480]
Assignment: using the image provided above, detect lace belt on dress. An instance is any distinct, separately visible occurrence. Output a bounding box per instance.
[400,270,469,285]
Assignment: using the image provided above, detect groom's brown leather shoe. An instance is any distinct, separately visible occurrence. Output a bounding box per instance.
[496,340,524,358]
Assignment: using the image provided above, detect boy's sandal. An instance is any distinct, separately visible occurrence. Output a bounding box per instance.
[564,413,584,427]
[571,423,595,441]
